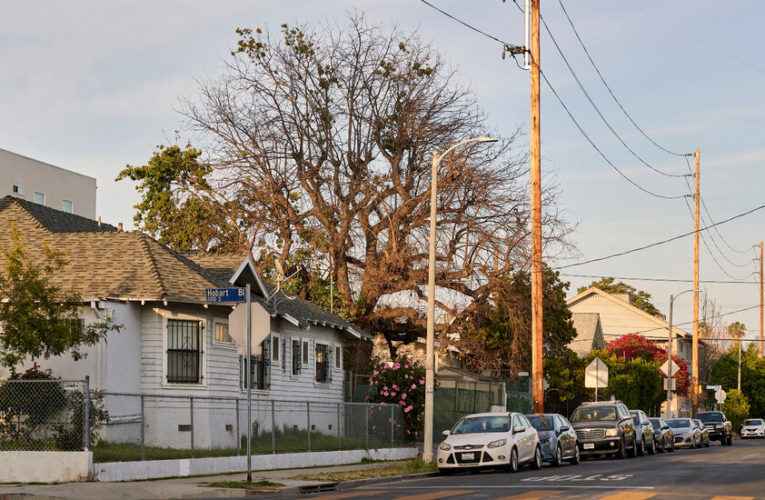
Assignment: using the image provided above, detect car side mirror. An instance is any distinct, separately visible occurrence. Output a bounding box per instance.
[442,430,450,437]
[513,425,526,434]
[559,426,570,432]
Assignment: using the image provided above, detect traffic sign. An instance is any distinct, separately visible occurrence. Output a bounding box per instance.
[585,358,609,388]
[660,359,681,377]
[206,287,246,303]
[715,389,727,404]
[663,377,677,391]
[706,385,721,391]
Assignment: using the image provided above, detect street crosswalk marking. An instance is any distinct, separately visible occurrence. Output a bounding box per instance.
[493,490,566,499]
[709,497,755,500]
[314,491,385,499]
[596,492,656,500]
[393,490,477,500]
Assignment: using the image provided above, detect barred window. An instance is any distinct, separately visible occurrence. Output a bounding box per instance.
[166,319,202,384]
[291,340,302,376]
[315,343,328,383]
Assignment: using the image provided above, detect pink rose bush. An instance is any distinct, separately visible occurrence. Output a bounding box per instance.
[367,355,430,441]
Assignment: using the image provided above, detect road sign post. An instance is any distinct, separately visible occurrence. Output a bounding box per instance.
[585,358,609,401]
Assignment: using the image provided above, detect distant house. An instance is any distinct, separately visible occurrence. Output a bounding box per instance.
[569,312,606,357]
[0,196,371,448]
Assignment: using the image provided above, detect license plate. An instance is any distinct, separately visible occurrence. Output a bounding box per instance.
[461,452,475,460]
[583,443,595,450]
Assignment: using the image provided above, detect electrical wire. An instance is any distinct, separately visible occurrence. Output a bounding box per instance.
[540,10,689,178]
[560,273,756,285]
[556,0,689,158]
[417,0,511,46]
[628,304,760,336]
[554,202,765,270]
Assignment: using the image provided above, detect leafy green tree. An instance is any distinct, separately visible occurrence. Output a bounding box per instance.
[0,225,120,374]
[710,343,765,417]
[578,277,661,317]
[583,350,663,413]
[454,266,577,377]
[722,389,750,434]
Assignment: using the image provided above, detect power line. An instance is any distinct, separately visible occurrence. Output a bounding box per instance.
[417,0,513,46]
[554,203,765,270]
[541,8,689,178]
[628,304,760,336]
[555,0,689,158]
[561,273,756,285]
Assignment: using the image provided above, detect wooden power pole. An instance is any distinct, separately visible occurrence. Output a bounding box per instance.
[529,0,544,413]
[692,148,700,416]
[760,241,763,358]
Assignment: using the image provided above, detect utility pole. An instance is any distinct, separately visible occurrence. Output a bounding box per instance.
[692,148,700,416]
[738,337,742,391]
[529,0,544,413]
[760,241,763,359]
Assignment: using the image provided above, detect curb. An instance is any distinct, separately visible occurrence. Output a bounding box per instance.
[278,472,439,496]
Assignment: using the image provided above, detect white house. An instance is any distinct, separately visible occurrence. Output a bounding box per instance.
[0,196,372,449]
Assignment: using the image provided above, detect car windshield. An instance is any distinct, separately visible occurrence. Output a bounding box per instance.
[667,419,691,428]
[451,416,511,434]
[571,406,617,422]
[649,418,661,428]
[527,414,554,431]
[744,419,763,426]
[696,412,723,423]
[632,415,639,425]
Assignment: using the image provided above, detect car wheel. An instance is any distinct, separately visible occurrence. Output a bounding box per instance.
[618,438,629,459]
[507,447,519,473]
[647,439,655,455]
[704,437,710,448]
[637,436,645,456]
[553,444,563,467]
[656,440,664,453]
[668,441,675,452]
[530,445,543,470]
[728,434,733,446]
[569,445,580,465]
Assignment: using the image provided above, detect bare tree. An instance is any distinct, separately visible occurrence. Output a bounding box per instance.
[172,15,572,356]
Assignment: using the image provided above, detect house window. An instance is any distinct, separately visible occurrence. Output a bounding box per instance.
[315,343,328,383]
[33,192,45,205]
[241,337,271,390]
[302,341,309,365]
[214,322,232,343]
[335,345,342,369]
[166,319,202,384]
[61,200,73,213]
[292,340,302,376]
[272,335,280,362]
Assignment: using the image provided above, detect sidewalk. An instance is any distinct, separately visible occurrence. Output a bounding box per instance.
[0,461,434,500]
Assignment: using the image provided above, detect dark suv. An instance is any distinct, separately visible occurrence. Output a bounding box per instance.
[570,401,637,459]
[695,411,733,445]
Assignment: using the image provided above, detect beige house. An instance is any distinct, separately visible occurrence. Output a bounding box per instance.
[0,148,96,219]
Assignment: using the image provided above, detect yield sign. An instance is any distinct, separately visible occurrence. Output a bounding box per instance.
[585,357,609,388]
[660,359,681,377]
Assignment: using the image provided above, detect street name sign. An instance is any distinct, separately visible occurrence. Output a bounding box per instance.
[205,287,246,303]
[706,385,721,391]
[660,359,681,377]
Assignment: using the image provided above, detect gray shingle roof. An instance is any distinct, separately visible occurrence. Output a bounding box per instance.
[0,196,117,232]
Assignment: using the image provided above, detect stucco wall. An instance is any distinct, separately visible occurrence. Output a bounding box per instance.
[0,451,91,482]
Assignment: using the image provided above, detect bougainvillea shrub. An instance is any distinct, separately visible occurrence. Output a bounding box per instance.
[606,333,689,397]
[367,355,429,441]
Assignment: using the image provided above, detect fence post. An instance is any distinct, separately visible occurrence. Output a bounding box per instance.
[236,398,240,456]
[190,396,194,459]
[337,402,341,450]
[83,376,90,451]
[453,380,459,424]
[473,381,478,412]
[307,402,311,452]
[140,394,145,461]
[390,404,394,447]
[365,403,369,449]
[271,400,276,454]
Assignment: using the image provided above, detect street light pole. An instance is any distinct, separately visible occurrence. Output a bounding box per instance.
[423,136,497,463]
[667,289,699,419]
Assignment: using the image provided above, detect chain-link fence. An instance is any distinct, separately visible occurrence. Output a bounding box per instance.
[433,378,505,435]
[0,378,90,451]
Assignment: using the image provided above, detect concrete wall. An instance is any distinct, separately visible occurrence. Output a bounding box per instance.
[0,148,97,219]
[93,447,417,482]
[0,451,91,482]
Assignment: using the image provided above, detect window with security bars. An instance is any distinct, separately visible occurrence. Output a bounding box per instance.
[292,340,301,375]
[315,343,328,383]
[166,319,202,384]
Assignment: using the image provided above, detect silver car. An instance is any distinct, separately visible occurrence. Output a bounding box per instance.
[667,418,701,448]
[741,418,765,439]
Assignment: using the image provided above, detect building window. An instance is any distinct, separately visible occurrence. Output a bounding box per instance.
[302,341,309,365]
[166,319,202,384]
[335,345,342,369]
[61,200,73,213]
[214,322,231,343]
[33,192,45,205]
[272,335,280,362]
[292,339,302,376]
[12,185,23,195]
[315,343,328,383]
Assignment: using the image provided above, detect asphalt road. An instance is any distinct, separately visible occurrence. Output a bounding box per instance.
[299,438,765,499]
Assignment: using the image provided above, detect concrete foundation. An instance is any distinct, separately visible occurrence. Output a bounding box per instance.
[0,451,92,483]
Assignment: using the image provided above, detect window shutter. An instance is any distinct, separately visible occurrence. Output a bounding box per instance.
[328,343,334,382]
[295,339,302,374]
[239,355,243,389]
[262,335,271,389]
[282,337,287,372]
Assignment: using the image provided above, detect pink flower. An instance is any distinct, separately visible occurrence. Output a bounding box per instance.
[392,384,399,390]
[372,425,377,430]
[411,384,417,390]
[393,362,401,370]
[399,400,406,406]
[419,379,425,385]
[388,418,393,423]
[383,386,388,391]
[401,393,407,399]
[390,392,396,397]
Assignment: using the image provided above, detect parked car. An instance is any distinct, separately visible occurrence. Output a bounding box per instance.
[437,412,541,474]
[648,417,675,452]
[695,411,733,446]
[693,419,710,447]
[569,401,637,459]
[630,410,656,455]
[667,418,701,448]
[526,413,580,466]
[740,418,765,439]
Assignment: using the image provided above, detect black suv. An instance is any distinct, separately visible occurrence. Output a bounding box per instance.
[695,411,733,445]
[570,401,637,459]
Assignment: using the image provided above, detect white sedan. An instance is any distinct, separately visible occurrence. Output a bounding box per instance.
[437,412,541,474]
[741,418,765,438]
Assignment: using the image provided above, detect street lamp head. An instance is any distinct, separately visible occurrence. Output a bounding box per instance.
[478,136,499,143]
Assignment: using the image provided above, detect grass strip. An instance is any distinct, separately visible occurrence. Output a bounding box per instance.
[291,459,437,482]
[207,479,284,490]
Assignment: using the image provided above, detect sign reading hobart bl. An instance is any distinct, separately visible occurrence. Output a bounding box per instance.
[205,287,246,303]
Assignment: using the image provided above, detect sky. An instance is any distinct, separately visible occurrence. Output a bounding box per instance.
[2,0,764,344]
